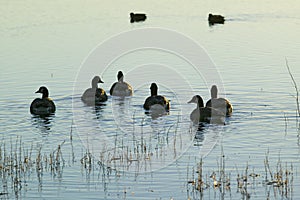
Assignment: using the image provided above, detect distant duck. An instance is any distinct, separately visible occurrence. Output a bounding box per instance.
[130,12,147,23]
[110,71,133,96]
[81,76,108,105]
[188,95,225,124]
[143,83,170,111]
[30,86,56,115]
[208,13,225,24]
[205,85,233,116]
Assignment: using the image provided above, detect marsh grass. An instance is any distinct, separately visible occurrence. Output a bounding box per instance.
[0,137,65,198]
[187,150,294,200]
[0,109,297,199]
[286,59,300,140]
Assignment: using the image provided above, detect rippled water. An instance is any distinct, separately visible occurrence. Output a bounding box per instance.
[1,0,300,199]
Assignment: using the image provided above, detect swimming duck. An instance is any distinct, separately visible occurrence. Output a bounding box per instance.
[30,86,56,115]
[130,12,147,23]
[205,85,233,116]
[110,71,133,96]
[81,76,108,105]
[143,83,170,111]
[188,95,225,124]
[208,13,225,24]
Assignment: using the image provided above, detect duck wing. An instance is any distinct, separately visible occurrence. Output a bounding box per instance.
[30,98,56,115]
[199,107,225,124]
[206,98,232,116]
[144,96,169,110]
[95,88,108,102]
[109,82,117,95]
[110,82,133,96]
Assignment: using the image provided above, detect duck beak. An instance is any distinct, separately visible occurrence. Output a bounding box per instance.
[35,90,40,93]
[99,80,104,83]
[187,99,193,103]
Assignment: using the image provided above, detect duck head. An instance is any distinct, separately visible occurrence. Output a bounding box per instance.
[188,95,204,107]
[91,76,104,88]
[150,83,158,96]
[210,85,218,98]
[35,86,49,98]
[117,71,124,82]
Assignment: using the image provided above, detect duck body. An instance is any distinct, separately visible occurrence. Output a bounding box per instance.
[130,12,147,23]
[206,98,232,116]
[30,86,56,115]
[205,85,232,116]
[143,83,170,111]
[188,95,225,124]
[82,76,108,105]
[110,71,133,97]
[208,13,225,24]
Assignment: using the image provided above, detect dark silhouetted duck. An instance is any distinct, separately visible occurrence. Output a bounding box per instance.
[188,95,225,124]
[143,83,170,111]
[205,85,233,116]
[130,12,147,23]
[208,13,225,24]
[110,71,133,96]
[30,86,56,115]
[81,76,108,105]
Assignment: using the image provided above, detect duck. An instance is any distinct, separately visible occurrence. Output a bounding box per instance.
[110,71,133,97]
[81,76,108,105]
[188,95,225,124]
[205,85,233,116]
[130,12,147,23]
[143,83,170,111]
[208,13,225,24]
[30,86,56,115]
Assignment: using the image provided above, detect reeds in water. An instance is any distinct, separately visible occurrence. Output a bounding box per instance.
[0,137,65,198]
[187,150,294,199]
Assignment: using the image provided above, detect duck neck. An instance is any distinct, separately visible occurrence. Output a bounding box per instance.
[42,91,49,98]
[92,80,98,88]
[198,98,204,108]
[151,89,157,96]
[118,76,124,83]
[117,72,124,83]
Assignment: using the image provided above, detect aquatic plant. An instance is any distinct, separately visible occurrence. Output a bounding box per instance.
[187,150,294,200]
[286,59,300,141]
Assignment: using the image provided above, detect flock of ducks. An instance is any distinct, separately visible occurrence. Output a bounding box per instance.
[130,12,225,25]
[30,71,232,125]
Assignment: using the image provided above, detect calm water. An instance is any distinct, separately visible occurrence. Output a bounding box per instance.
[1,0,300,199]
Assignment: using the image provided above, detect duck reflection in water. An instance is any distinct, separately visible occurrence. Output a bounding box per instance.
[93,104,106,119]
[31,114,54,134]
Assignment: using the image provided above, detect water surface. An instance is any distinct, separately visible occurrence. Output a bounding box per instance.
[0,0,300,199]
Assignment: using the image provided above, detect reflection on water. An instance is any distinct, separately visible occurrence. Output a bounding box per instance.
[72,95,196,173]
[91,103,107,119]
[31,114,55,134]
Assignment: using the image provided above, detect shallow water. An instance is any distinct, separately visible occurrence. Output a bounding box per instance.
[1,0,300,199]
